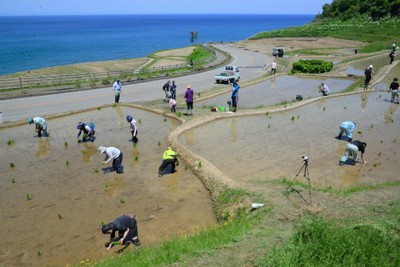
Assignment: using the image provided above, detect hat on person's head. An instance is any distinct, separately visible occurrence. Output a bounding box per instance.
[27,118,33,124]
[98,146,106,153]
[369,65,373,69]
[394,78,398,81]
[186,85,191,89]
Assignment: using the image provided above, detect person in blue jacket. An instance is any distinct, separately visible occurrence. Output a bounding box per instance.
[337,121,356,142]
[231,81,240,112]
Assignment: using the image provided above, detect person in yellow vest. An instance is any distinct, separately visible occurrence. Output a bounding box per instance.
[158,146,179,177]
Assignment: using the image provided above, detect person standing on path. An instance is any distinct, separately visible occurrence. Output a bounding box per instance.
[102,214,141,250]
[231,81,240,112]
[339,140,367,165]
[113,79,122,103]
[389,77,399,103]
[184,85,194,116]
[389,50,395,64]
[364,65,373,90]
[337,121,356,142]
[270,60,277,75]
[98,146,124,173]
[170,80,177,100]
[162,80,171,102]
[28,117,48,137]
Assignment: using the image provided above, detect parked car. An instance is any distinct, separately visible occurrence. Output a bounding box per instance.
[272,47,284,57]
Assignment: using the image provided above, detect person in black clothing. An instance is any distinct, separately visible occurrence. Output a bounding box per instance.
[339,140,367,166]
[364,65,373,90]
[162,80,171,102]
[389,50,395,64]
[389,77,399,103]
[102,214,141,250]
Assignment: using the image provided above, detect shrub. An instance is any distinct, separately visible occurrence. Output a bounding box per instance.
[291,59,333,74]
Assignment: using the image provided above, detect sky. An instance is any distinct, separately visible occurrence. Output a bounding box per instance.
[0,0,332,16]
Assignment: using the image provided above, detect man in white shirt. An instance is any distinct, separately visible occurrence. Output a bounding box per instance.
[270,60,277,75]
[98,146,124,173]
[113,79,122,103]
[319,83,330,96]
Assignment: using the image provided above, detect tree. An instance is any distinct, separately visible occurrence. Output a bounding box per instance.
[190,31,198,44]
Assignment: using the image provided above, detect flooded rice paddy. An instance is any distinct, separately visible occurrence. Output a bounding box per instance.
[0,106,217,266]
[181,91,399,189]
[199,76,354,109]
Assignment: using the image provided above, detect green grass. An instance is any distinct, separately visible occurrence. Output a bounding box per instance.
[257,214,400,267]
[94,211,263,267]
[250,18,400,53]
[279,177,400,196]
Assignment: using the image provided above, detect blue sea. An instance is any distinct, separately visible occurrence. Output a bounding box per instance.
[0,14,314,75]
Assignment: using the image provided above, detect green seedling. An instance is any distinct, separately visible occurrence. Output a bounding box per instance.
[268,124,271,128]
[358,131,362,134]
[323,107,326,111]
[26,193,32,201]
[58,214,62,219]
[370,124,374,128]
[184,165,188,170]
[297,115,300,119]
[177,112,182,117]
[377,152,381,156]
[37,251,42,256]
[12,178,16,183]
[64,141,68,147]
[343,106,347,109]
[111,241,122,246]
[393,139,397,144]
[373,163,379,167]
[66,160,70,166]
[97,107,101,110]
[198,161,202,168]
[120,198,125,204]
[112,103,117,107]
[138,119,141,124]
[291,116,295,121]
[134,156,139,161]
[82,149,88,155]
[7,139,15,145]
[158,141,161,146]
[10,163,15,168]
[95,169,99,174]
[380,140,383,144]
[163,118,167,122]
[266,111,269,116]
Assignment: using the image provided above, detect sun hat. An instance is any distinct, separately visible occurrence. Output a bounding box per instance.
[98,146,106,153]
[27,118,33,124]
[186,85,191,88]
[369,65,373,68]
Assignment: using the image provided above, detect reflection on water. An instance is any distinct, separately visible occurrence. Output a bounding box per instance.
[384,103,398,124]
[36,137,51,158]
[344,66,364,76]
[360,92,369,112]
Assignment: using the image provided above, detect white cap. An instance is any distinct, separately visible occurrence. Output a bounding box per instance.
[98,146,106,153]
[369,65,373,68]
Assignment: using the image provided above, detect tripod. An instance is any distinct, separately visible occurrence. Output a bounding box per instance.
[286,158,312,205]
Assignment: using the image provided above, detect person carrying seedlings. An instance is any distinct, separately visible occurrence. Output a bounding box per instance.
[27,117,48,137]
[231,81,240,112]
[339,140,367,165]
[158,146,179,177]
[389,77,399,103]
[337,121,356,142]
[126,115,138,143]
[102,214,141,250]
[113,78,122,103]
[98,146,124,174]
[76,122,95,142]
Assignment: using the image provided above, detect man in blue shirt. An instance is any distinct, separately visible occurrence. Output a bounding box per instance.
[231,81,240,112]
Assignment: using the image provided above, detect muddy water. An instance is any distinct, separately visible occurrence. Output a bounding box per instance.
[199,76,353,108]
[344,54,392,76]
[0,106,217,266]
[180,92,400,189]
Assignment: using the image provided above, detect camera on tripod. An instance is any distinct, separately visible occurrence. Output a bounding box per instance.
[302,155,309,161]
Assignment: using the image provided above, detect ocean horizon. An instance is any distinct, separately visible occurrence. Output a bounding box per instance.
[0,14,314,75]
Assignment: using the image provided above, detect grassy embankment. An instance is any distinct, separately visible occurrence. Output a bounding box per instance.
[90,18,400,267]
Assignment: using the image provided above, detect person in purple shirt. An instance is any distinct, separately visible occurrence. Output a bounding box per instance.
[184,85,194,116]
